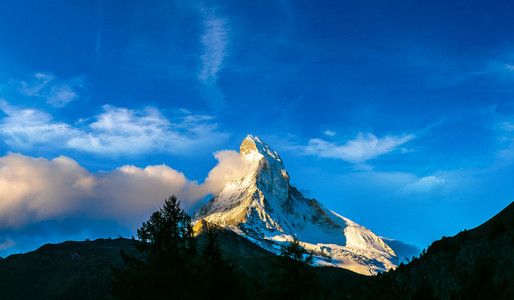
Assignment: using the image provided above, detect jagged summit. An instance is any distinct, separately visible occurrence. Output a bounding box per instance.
[239,135,266,156]
[240,135,285,166]
[239,135,290,192]
[194,135,398,275]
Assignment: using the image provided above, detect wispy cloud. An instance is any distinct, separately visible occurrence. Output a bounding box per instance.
[323,129,336,137]
[0,102,227,156]
[300,133,415,163]
[199,14,229,83]
[0,100,79,148]
[397,176,446,196]
[47,85,79,107]
[19,73,54,96]
[492,118,514,165]
[481,53,514,82]
[198,8,230,106]
[432,52,514,87]
[17,72,82,107]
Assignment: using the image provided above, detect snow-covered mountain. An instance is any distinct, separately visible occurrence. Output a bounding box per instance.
[193,135,398,275]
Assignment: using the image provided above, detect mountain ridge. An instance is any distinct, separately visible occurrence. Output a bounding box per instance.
[1,200,511,299]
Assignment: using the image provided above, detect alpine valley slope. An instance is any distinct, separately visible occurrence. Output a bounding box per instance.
[193,135,398,275]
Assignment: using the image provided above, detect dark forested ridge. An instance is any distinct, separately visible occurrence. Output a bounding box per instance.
[1,200,512,300]
[340,201,514,300]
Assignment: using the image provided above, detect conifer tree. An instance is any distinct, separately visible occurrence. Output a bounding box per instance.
[111,196,198,299]
[198,223,241,299]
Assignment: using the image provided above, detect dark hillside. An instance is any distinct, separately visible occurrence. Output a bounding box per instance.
[341,201,514,300]
[0,238,135,300]
[0,224,365,299]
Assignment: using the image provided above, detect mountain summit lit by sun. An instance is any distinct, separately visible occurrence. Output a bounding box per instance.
[194,135,398,275]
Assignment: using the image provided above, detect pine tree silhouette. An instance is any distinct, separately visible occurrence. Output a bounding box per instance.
[111,196,197,299]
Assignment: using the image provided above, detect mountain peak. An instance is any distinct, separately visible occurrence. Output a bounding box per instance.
[240,135,284,165]
[239,134,261,154]
[195,136,398,275]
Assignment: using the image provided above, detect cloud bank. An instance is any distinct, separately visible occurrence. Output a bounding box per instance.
[302,133,415,163]
[0,101,227,156]
[0,150,251,232]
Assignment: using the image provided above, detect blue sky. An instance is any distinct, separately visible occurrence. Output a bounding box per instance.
[1,0,514,257]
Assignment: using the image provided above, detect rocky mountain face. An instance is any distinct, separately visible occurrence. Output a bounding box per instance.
[194,135,398,275]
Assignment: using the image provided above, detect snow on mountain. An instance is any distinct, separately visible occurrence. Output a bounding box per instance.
[193,135,398,275]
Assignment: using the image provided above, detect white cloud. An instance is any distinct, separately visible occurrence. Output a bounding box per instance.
[0,102,227,156]
[302,133,415,163]
[0,100,79,149]
[397,176,446,196]
[0,154,96,228]
[195,150,252,196]
[93,164,194,222]
[18,72,82,107]
[323,129,336,137]
[0,150,249,230]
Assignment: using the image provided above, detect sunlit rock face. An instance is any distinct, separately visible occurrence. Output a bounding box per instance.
[194,135,398,275]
